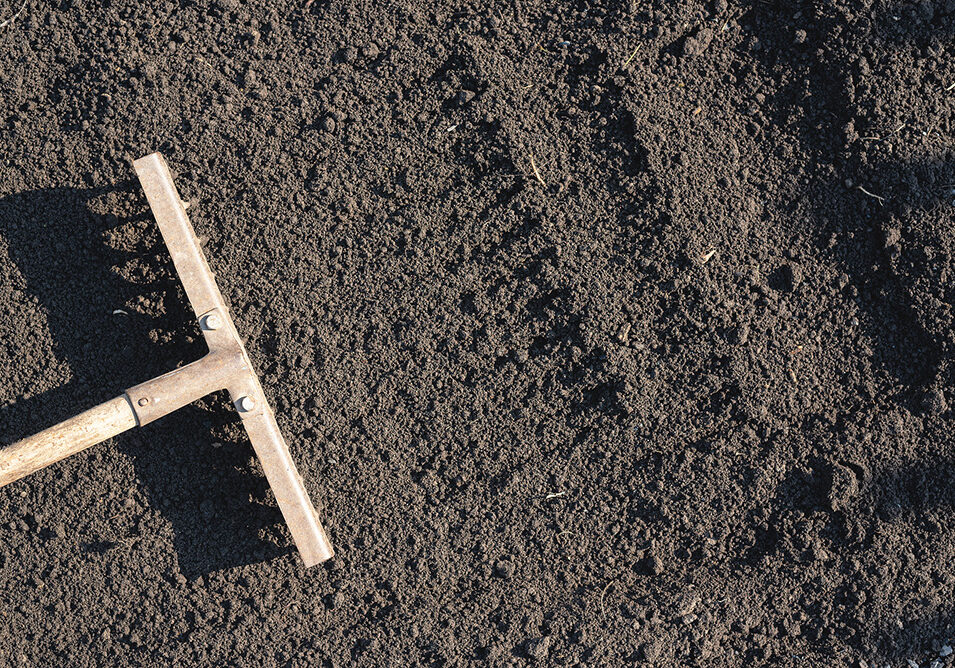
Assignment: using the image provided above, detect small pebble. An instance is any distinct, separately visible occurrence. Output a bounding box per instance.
[940,645,952,657]
[340,46,358,63]
[457,89,475,106]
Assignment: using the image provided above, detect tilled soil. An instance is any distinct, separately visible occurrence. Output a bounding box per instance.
[0,0,954,665]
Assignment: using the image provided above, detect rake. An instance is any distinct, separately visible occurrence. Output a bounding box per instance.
[0,153,334,567]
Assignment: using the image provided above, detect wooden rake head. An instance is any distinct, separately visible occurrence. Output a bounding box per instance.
[0,153,333,567]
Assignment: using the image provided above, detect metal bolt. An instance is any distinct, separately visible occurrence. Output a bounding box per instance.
[236,396,255,412]
[202,312,223,331]
[137,397,149,407]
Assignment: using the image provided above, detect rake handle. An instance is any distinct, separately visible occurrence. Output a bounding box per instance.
[0,396,137,488]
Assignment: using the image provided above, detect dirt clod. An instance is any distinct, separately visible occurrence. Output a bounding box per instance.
[361,43,379,59]
[682,28,713,57]
[924,389,948,416]
[829,464,860,512]
[494,560,516,579]
[523,636,551,661]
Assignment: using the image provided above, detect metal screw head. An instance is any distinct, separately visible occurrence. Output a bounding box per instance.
[201,312,223,331]
[137,397,150,407]
[236,396,255,412]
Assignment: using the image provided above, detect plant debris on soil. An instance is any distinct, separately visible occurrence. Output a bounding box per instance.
[0,0,954,666]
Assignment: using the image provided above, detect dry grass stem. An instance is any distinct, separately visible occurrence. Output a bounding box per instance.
[529,154,546,186]
[857,186,885,204]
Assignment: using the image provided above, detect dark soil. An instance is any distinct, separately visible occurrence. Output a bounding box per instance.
[1,0,954,665]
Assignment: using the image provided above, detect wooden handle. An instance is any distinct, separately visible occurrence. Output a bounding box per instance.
[0,396,138,488]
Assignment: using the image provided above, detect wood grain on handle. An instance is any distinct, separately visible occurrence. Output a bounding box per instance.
[0,396,137,488]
